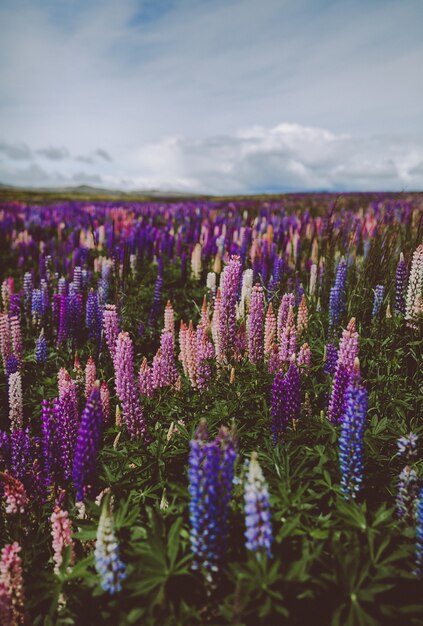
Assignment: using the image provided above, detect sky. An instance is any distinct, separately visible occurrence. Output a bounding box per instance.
[0,0,422,194]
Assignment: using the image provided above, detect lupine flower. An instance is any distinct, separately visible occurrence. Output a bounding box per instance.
[31,289,43,324]
[372,285,384,317]
[151,331,178,390]
[6,355,19,378]
[309,263,317,297]
[86,289,102,347]
[85,357,96,398]
[55,373,79,481]
[324,343,338,376]
[264,302,276,358]
[339,374,368,499]
[238,269,253,319]
[277,293,295,341]
[415,488,423,575]
[196,325,214,390]
[297,295,308,335]
[50,504,75,574]
[191,243,202,280]
[206,272,216,296]
[164,300,175,337]
[100,381,110,422]
[248,284,265,364]
[396,466,419,523]
[405,244,423,327]
[35,331,47,363]
[218,255,242,363]
[40,399,56,488]
[148,271,163,327]
[270,361,300,442]
[395,253,407,315]
[279,305,297,363]
[328,319,359,423]
[0,314,11,370]
[57,294,69,345]
[297,342,312,369]
[103,304,120,360]
[72,382,104,501]
[244,452,272,558]
[94,493,127,594]
[188,421,237,582]
[8,372,23,431]
[139,357,153,397]
[0,473,28,514]
[23,272,33,311]
[329,258,347,332]
[397,433,418,459]
[0,542,26,626]
[211,288,221,356]
[9,317,22,366]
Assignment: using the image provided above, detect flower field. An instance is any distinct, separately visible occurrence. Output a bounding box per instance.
[0,193,422,625]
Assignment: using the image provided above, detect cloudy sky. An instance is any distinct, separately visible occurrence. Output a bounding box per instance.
[0,0,422,193]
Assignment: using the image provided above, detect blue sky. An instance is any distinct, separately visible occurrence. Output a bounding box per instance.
[0,0,422,193]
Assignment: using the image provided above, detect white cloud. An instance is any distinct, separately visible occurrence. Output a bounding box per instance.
[1,123,421,193]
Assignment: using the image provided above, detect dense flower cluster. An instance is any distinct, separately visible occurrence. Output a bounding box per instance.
[244,452,272,557]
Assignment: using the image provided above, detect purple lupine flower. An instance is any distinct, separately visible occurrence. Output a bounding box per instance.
[397,433,418,460]
[23,272,33,311]
[248,284,265,364]
[57,294,69,345]
[395,253,407,315]
[10,427,32,486]
[40,399,55,488]
[329,258,347,332]
[328,319,359,423]
[324,342,338,376]
[396,466,419,523]
[55,380,79,481]
[9,294,20,319]
[244,452,272,558]
[0,431,11,472]
[72,382,103,501]
[372,285,384,317]
[218,255,242,363]
[284,361,301,423]
[31,289,43,324]
[68,291,83,344]
[151,331,178,389]
[5,354,19,378]
[270,371,288,442]
[339,378,368,499]
[188,421,237,582]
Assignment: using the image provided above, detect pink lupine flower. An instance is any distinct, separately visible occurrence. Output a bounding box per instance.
[164,301,175,337]
[268,344,280,374]
[9,317,22,367]
[8,372,23,431]
[297,343,312,369]
[0,542,25,626]
[196,325,214,390]
[405,244,423,327]
[277,293,295,341]
[103,304,119,360]
[248,284,265,364]
[0,314,11,370]
[185,321,198,388]
[337,318,359,373]
[0,474,28,514]
[297,295,308,336]
[85,357,96,398]
[139,357,153,397]
[178,321,189,376]
[199,295,210,331]
[264,302,276,358]
[279,306,297,363]
[100,381,110,421]
[50,505,75,574]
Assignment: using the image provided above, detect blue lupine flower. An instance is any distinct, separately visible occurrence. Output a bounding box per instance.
[95,494,127,594]
[415,488,423,575]
[6,354,19,377]
[372,284,384,317]
[86,289,102,347]
[244,452,272,557]
[329,258,347,332]
[397,433,418,460]
[23,272,33,310]
[339,381,368,499]
[188,420,237,582]
[35,332,47,363]
[72,383,103,501]
[396,466,419,523]
[31,289,43,323]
